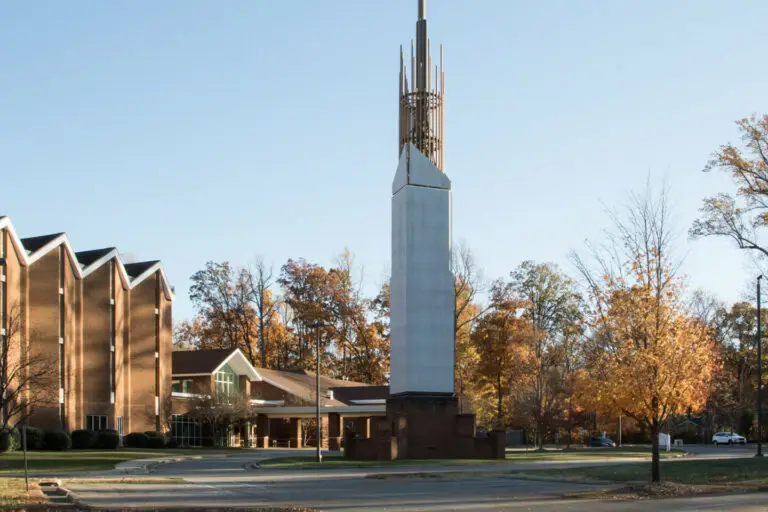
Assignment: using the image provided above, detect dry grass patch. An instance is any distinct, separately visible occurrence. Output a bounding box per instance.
[0,478,48,508]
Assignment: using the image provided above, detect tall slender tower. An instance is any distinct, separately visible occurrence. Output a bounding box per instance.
[399,0,445,170]
[389,0,456,458]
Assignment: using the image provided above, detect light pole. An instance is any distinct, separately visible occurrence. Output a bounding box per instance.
[310,321,327,463]
[758,275,764,458]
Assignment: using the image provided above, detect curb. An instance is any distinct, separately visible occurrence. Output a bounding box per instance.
[115,455,204,475]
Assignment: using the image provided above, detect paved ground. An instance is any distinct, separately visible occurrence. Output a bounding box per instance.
[59,447,768,511]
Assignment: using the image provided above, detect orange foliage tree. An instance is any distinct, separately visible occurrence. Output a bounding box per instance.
[574,183,717,483]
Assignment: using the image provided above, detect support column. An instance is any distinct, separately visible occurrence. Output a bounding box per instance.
[290,418,302,449]
[328,413,342,451]
[256,414,270,449]
[359,417,371,438]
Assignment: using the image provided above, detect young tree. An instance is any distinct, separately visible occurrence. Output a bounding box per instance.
[691,113,768,259]
[573,183,717,483]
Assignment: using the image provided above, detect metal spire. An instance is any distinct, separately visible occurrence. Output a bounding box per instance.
[399,0,444,170]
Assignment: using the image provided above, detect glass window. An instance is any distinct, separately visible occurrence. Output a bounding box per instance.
[171,415,201,447]
[86,415,108,431]
[172,380,181,393]
[215,365,238,395]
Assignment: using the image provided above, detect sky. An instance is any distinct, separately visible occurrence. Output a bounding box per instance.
[2,0,767,323]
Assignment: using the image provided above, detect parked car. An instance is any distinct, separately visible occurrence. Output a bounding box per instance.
[712,432,746,445]
[588,436,616,448]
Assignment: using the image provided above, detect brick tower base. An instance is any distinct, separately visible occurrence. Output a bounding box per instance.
[344,392,505,460]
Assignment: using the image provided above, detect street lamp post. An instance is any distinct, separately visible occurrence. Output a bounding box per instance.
[310,321,327,463]
[758,276,764,458]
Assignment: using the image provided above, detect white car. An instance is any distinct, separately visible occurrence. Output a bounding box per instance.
[712,432,746,445]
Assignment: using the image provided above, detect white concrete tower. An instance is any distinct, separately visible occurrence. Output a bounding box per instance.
[390,0,453,396]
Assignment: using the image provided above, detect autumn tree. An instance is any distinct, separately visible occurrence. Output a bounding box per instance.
[278,258,335,372]
[471,284,529,428]
[177,261,260,365]
[510,261,583,448]
[246,256,278,369]
[573,183,717,483]
[691,113,768,259]
[452,242,488,413]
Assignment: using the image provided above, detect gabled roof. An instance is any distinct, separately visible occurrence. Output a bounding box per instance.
[172,348,261,381]
[329,385,389,404]
[21,233,65,253]
[0,216,174,300]
[124,261,160,278]
[255,368,377,406]
[75,248,115,267]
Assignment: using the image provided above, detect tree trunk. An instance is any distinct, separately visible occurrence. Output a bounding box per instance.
[651,420,661,483]
[567,428,572,449]
[497,372,503,428]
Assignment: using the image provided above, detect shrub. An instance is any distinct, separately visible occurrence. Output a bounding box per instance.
[0,428,21,453]
[165,438,180,449]
[124,433,149,449]
[146,436,166,449]
[24,427,45,450]
[144,431,167,442]
[98,429,120,449]
[71,429,100,449]
[44,431,71,451]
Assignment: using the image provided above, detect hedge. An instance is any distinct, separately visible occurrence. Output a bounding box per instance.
[24,427,46,450]
[71,429,100,449]
[0,428,21,453]
[44,431,72,451]
[124,433,149,449]
[98,429,120,449]
[146,437,166,449]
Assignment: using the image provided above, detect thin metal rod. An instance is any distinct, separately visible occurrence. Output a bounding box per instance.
[23,423,29,491]
[758,276,763,457]
[316,324,322,463]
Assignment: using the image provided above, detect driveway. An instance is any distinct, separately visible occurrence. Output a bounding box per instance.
[61,448,768,511]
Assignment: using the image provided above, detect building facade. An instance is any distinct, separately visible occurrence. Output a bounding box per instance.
[0,216,174,437]
[171,348,387,449]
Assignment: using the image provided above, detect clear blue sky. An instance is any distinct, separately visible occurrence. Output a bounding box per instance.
[2,0,767,322]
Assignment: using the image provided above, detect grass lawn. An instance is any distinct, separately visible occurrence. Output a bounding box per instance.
[509,457,768,486]
[0,448,233,474]
[0,478,48,508]
[258,447,685,470]
[504,446,686,461]
[257,456,502,469]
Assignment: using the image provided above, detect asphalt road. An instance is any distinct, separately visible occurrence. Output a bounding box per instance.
[62,447,768,511]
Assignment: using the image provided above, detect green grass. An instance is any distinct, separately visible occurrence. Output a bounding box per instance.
[0,448,228,474]
[257,447,685,470]
[257,456,503,469]
[509,457,768,485]
[504,447,686,461]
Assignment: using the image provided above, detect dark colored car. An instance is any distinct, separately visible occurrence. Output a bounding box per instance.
[588,436,616,447]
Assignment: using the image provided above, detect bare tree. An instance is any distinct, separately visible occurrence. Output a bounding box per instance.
[247,256,278,369]
[1,306,56,430]
[691,114,768,258]
[186,389,254,447]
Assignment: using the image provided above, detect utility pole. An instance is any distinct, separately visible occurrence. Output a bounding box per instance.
[757,275,763,457]
[310,321,327,463]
